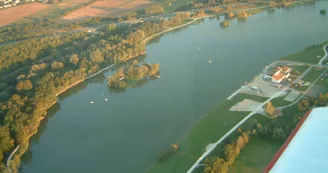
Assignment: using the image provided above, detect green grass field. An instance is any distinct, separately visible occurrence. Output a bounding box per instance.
[280,42,328,64]
[316,78,328,89]
[146,94,268,173]
[270,97,291,107]
[161,0,190,13]
[302,68,324,82]
[228,137,283,173]
[227,100,303,173]
[291,65,310,75]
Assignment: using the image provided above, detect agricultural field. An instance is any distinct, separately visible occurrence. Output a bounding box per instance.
[0,3,50,26]
[24,0,93,22]
[60,0,154,23]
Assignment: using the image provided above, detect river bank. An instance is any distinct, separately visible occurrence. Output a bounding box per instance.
[5,14,212,172]
[19,1,328,173]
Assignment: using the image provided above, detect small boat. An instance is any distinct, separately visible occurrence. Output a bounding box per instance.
[90,101,94,104]
[119,76,124,81]
[208,57,212,63]
[105,98,108,101]
[101,92,104,96]
[156,75,161,79]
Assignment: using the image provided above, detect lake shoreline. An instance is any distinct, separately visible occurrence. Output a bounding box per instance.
[11,1,316,172]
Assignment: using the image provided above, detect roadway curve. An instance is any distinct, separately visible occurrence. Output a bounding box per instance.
[318,44,328,65]
[6,145,20,173]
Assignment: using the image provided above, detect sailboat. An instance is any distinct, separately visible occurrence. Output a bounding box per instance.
[208,57,212,63]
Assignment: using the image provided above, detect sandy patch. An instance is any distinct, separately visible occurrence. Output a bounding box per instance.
[284,90,301,102]
[229,99,263,112]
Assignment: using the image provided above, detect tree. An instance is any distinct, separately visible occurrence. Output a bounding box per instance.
[16,80,33,91]
[205,157,228,173]
[107,23,117,31]
[241,132,249,144]
[234,145,240,156]
[224,144,235,166]
[51,61,64,69]
[69,54,79,65]
[272,127,286,141]
[132,60,138,65]
[90,49,104,63]
[236,136,245,149]
[225,12,234,19]
[212,158,229,173]
[237,12,248,19]
[149,63,160,76]
[0,125,14,163]
[265,101,275,118]
[298,99,309,112]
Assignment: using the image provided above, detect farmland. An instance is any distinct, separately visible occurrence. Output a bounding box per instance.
[60,0,154,23]
[0,3,50,26]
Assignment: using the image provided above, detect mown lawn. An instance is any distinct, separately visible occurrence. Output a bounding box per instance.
[291,65,310,75]
[302,68,324,82]
[146,94,268,173]
[279,42,328,64]
[228,137,283,173]
[270,97,291,107]
[227,101,302,173]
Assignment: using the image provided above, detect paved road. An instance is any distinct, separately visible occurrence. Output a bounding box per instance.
[6,145,19,173]
[186,85,290,173]
[186,44,328,172]
[318,44,328,65]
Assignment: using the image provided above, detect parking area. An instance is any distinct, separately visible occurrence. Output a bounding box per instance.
[229,99,263,112]
[240,74,288,98]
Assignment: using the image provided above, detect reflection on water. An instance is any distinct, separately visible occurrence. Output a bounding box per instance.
[21,103,61,165]
[59,81,89,101]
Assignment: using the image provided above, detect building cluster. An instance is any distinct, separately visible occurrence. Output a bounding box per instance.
[263,66,292,84]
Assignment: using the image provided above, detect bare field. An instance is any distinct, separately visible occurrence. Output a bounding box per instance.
[58,0,91,8]
[60,0,153,23]
[0,3,50,26]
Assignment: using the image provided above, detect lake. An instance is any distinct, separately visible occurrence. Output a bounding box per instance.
[21,1,328,173]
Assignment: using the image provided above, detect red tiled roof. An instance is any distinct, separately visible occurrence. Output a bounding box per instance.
[272,72,285,81]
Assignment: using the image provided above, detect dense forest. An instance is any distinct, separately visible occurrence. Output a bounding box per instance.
[0,12,191,173]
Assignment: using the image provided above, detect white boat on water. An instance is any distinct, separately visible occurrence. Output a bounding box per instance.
[156,75,161,79]
[90,101,94,104]
[105,98,108,101]
[209,58,212,63]
[119,76,124,81]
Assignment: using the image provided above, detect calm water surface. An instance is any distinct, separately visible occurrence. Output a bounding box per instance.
[21,2,328,173]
